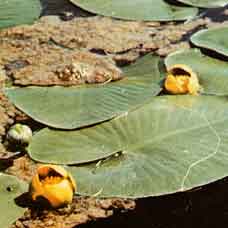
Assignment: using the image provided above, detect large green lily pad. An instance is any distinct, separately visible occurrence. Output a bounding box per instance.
[29,125,123,164]
[60,95,228,198]
[5,55,162,130]
[0,0,41,29]
[175,0,228,8]
[0,173,27,228]
[70,0,198,21]
[191,27,228,56]
[165,49,228,95]
[29,95,228,198]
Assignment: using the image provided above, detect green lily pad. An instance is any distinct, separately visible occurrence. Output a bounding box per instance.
[0,0,41,29]
[165,49,228,95]
[70,0,198,21]
[5,55,162,130]
[0,173,27,228]
[191,27,228,56]
[61,95,228,198]
[175,0,228,8]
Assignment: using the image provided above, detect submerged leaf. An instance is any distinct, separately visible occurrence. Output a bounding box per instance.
[70,0,198,21]
[175,0,228,8]
[165,49,228,95]
[5,55,162,130]
[0,0,41,29]
[0,173,27,228]
[191,27,228,56]
[60,95,228,198]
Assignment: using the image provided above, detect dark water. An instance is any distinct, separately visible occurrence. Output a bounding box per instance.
[40,0,92,19]
[40,0,228,22]
[78,178,228,228]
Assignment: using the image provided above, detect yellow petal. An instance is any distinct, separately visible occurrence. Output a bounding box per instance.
[68,173,76,192]
[42,179,74,208]
[30,164,76,208]
[37,164,68,178]
[164,74,189,94]
[30,173,45,201]
[164,64,201,95]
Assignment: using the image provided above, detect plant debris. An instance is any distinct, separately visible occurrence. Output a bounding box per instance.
[11,48,122,86]
[11,197,135,228]
[0,92,18,136]
[0,42,122,86]
[0,15,227,87]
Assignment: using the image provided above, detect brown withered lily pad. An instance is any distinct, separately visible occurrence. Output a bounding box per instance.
[0,16,157,54]
[5,155,37,182]
[0,16,211,61]
[0,90,27,168]
[8,47,123,86]
[0,16,211,86]
[0,33,124,86]
[11,197,135,228]
[0,78,18,162]
[0,91,17,136]
[0,72,29,158]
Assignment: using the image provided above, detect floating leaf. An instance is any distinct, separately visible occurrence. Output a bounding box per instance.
[0,174,27,228]
[29,123,124,165]
[5,55,162,130]
[58,95,228,198]
[70,0,198,21]
[191,27,228,56]
[175,0,228,8]
[0,0,41,29]
[165,49,228,95]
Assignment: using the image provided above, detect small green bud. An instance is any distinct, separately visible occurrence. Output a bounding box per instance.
[7,123,32,145]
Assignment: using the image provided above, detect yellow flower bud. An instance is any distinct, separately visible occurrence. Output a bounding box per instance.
[30,165,76,208]
[164,64,201,95]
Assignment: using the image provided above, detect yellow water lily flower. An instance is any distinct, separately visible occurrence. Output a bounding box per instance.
[30,165,76,208]
[164,64,201,95]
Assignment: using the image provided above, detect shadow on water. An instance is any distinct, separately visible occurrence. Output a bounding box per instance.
[190,45,228,62]
[39,0,228,23]
[78,178,228,228]
[203,5,228,22]
[39,0,93,20]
